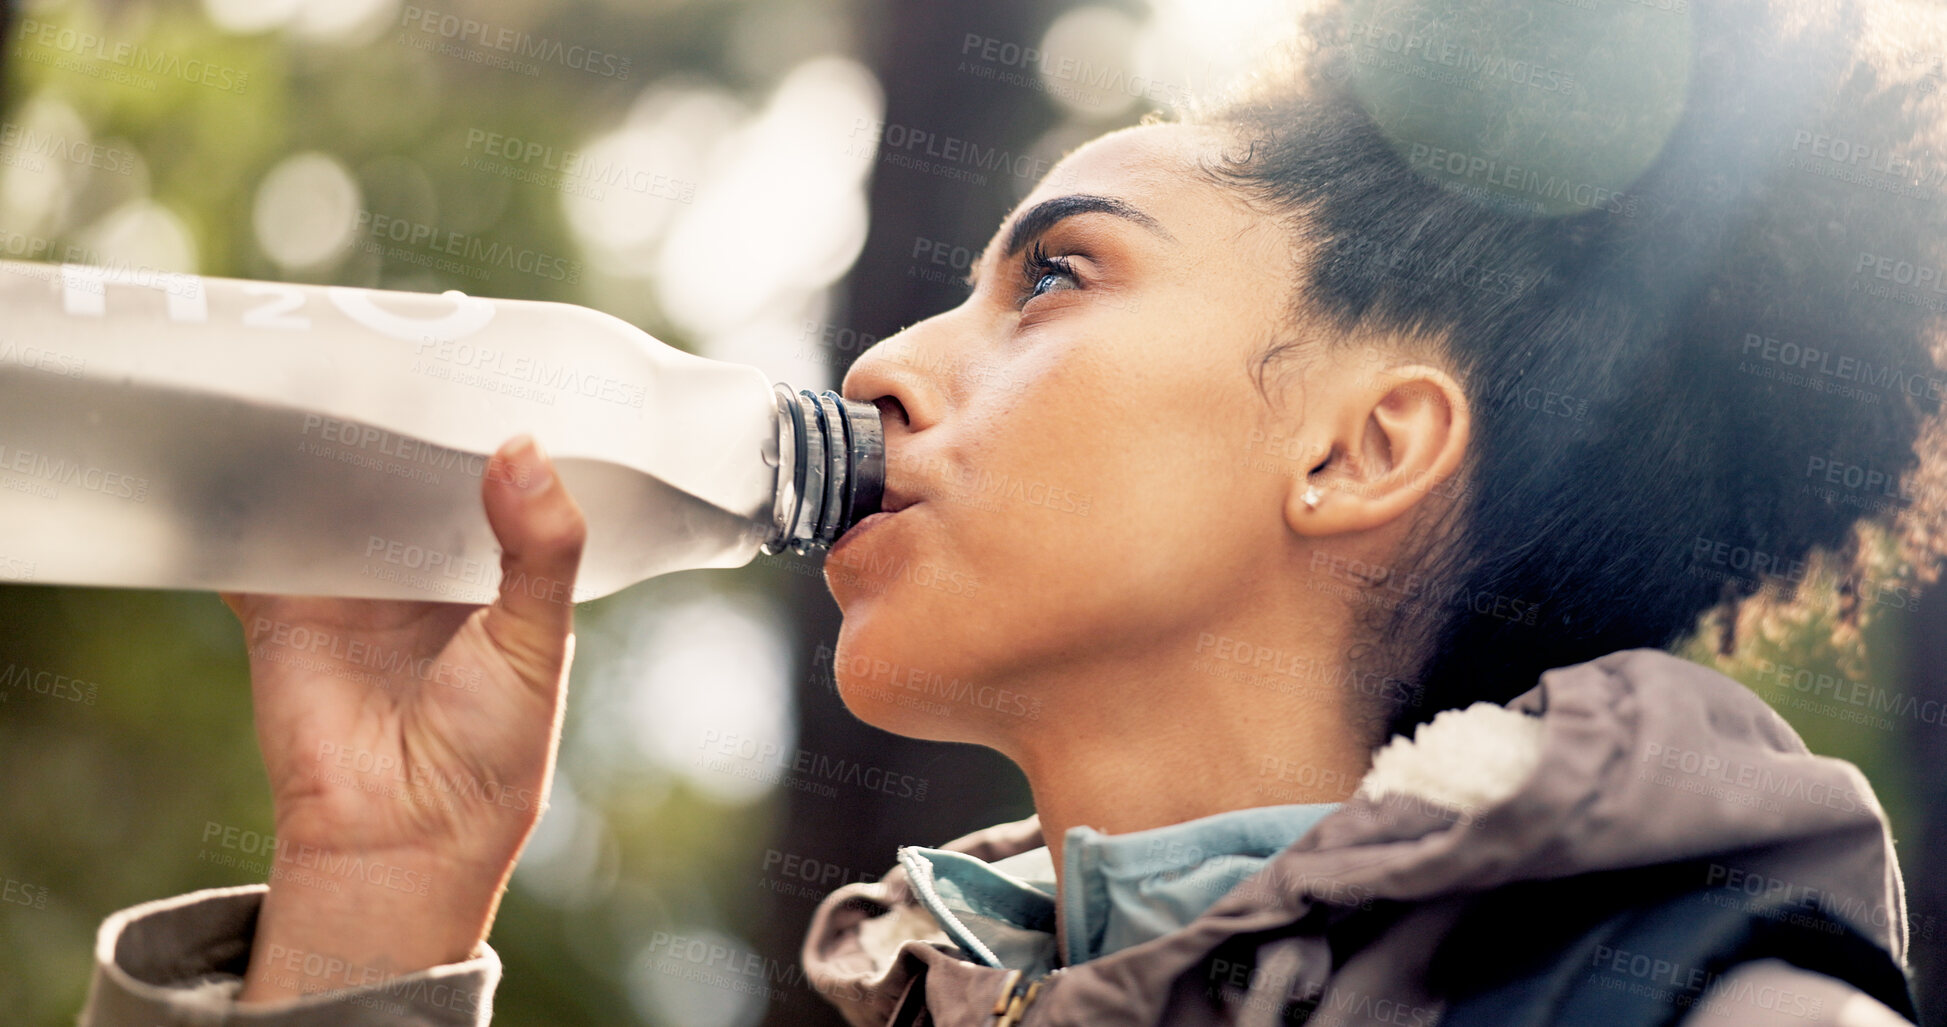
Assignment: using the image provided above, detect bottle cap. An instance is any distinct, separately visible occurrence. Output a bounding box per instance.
[763,386,884,554]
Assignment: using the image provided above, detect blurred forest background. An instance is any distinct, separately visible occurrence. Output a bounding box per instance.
[0,0,1942,1025]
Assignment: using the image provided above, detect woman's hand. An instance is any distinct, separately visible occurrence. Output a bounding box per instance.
[224,435,587,1003]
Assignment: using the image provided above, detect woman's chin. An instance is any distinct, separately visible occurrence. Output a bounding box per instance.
[828,626,986,744]
[830,673,970,743]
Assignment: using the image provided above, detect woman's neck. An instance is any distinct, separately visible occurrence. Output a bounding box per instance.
[997,635,1374,959]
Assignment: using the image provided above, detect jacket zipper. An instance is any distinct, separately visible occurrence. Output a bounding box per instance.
[991,967,1067,1026]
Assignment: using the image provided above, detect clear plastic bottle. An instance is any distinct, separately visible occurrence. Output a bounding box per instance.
[0,260,882,603]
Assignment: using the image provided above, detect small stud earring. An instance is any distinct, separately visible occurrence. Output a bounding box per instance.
[1302,484,1322,510]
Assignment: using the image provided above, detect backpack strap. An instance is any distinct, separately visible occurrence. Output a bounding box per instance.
[1431,861,1917,1027]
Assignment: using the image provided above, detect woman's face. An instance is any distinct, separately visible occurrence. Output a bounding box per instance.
[827,122,1435,750]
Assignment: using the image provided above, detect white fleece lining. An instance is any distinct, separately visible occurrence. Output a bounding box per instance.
[1355,701,1547,814]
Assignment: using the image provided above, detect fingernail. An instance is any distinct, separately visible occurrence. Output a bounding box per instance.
[501,434,554,494]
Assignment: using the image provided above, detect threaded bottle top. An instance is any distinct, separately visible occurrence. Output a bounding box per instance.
[763,386,884,554]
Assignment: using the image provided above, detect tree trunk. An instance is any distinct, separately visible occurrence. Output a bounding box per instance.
[750,1,1066,1023]
[1902,588,1947,1025]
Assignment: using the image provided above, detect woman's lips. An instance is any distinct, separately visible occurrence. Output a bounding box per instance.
[829,504,910,558]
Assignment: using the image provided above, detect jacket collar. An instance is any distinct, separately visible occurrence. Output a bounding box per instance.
[805,649,1910,1025]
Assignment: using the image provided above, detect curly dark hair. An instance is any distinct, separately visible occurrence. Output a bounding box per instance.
[1195,0,1947,742]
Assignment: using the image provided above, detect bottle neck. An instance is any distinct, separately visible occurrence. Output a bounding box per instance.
[764,386,884,555]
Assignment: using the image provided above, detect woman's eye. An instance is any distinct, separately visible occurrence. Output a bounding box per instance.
[1031,268,1077,298]
[1019,242,1080,308]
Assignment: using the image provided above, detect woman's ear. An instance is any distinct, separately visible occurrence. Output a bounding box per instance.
[1283,358,1471,538]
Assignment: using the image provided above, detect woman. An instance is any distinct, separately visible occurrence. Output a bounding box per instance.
[77,0,1943,1023]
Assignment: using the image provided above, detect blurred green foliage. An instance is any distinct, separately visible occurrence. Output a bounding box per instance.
[0,1,872,1023]
[0,2,1936,1025]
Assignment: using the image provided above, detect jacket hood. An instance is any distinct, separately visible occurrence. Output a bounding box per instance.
[801,648,1909,1026]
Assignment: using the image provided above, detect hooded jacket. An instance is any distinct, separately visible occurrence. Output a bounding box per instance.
[799,649,1916,1027]
[79,649,1918,1026]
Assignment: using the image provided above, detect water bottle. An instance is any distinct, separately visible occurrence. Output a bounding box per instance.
[0,260,882,602]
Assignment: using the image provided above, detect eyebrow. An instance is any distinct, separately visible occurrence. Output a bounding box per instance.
[1003,193,1171,255]
[967,193,1175,288]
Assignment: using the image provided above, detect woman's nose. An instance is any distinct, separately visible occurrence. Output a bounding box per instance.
[840,316,952,435]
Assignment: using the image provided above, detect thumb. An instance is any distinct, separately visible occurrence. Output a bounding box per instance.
[480,435,587,679]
